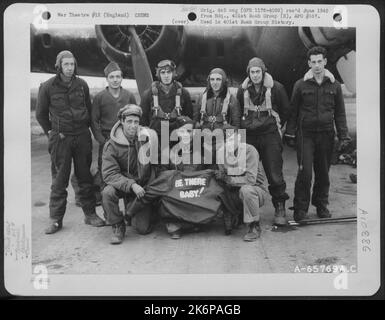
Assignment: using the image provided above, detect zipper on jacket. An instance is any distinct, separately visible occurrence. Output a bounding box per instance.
[65,86,75,133]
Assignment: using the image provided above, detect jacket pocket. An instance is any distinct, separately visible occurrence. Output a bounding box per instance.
[302,89,315,106]
[319,112,334,128]
[48,131,57,154]
[50,93,66,108]
[50,93,72,124]
[69,89,85,109]
[70,89,90,126]
[323,89,336,110]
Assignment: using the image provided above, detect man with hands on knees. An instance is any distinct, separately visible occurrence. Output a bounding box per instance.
[101,104,157,244]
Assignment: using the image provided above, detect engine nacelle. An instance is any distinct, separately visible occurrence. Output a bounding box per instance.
[298,27,355,62]
[95,25,186,77]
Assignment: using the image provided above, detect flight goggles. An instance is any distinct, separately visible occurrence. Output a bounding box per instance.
[157,60,176,70]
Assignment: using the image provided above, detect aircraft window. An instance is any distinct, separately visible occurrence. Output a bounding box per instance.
[42,33,52,48]
[216,41,224,57]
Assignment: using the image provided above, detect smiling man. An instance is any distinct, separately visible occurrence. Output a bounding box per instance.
[285,46,351,222]
[36,50,105,234]
[102,104,157,244]
[91,62,137,190]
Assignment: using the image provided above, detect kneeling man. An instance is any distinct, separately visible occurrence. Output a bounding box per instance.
[102,104,157,244]
[216,126,267,241]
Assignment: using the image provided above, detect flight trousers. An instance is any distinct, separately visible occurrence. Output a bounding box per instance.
[48,130,96,222]
[246,130,289,207]
[293,130,335,212]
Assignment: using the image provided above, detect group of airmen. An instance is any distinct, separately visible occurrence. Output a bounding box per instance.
[36,46,350,244]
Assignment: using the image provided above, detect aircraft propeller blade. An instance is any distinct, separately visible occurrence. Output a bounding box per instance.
[127,26,153,101]
[336,51,356,95]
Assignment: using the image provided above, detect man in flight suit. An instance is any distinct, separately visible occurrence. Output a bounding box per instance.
[36,50,105,234]
[140,59,193,141]
[194,67,240,130]
[237,57,290,226]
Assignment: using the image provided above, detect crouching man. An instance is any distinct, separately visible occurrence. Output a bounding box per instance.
[102,104,157,244]
[216,126,267,241]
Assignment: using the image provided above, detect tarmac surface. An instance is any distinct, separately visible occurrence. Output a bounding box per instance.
[31,100,357,274]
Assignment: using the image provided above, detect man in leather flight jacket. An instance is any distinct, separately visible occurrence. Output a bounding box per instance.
[36,50,105,234]
[237,57,291,226]
[284,46,351,221]
[140,59,193,141]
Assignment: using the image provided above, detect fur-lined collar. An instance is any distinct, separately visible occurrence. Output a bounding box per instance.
[304,69,335,83]
[241,72,274,90]
[110,121,158,147]
[110,121,133,146]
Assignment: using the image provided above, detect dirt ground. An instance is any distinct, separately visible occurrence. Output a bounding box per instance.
[31,101,357,274]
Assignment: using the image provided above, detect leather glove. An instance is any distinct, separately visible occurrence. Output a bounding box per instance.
[339,138,351,152]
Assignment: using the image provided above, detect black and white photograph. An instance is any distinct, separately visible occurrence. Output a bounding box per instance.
[3,3,381,296]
